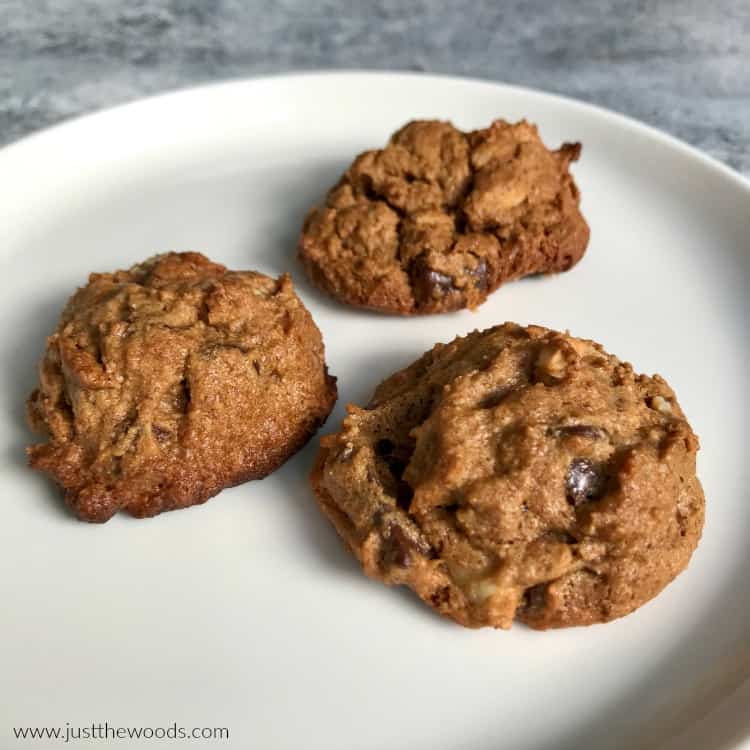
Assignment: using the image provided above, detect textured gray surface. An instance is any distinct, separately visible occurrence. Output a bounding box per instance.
[1,0,749,174]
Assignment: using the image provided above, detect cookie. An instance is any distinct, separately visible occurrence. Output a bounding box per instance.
[299,119,589,314]
[311,323,704,629]
[27,252,337,522]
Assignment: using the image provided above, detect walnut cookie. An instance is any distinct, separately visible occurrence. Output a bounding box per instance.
[310,323,704,629]
[27,252,337,522]
[299,119,589,314]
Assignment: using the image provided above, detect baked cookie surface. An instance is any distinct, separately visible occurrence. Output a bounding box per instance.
[311,323,704,629]
[299,119,589,314]
[27,252,337,522]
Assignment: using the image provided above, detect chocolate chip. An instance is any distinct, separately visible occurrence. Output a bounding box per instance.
[566,458,607,507]
[470,260,489,292]
[382,524,420,568]
[411,258,456,303]
[520,584,547,613]
[423,269,454,296]
[552,424,607,440]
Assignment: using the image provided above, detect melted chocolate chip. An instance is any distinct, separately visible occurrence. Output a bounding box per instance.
[471,260,489,292]
[566,458,607,507]
[411,258,456,303]
[520,584,547,613]
[423,269,454,296]
[382,524,423,568]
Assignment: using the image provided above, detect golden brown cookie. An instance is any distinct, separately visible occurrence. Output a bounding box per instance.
[311,323,704,629]
[299,120,589,314]
[27,252,337,522]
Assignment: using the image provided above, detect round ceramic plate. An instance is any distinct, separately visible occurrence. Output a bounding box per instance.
[1,73,749,750]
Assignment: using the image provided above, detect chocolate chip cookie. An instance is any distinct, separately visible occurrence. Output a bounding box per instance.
[27,252,337,522]
[310,323,704,629]
[299,119,589,314]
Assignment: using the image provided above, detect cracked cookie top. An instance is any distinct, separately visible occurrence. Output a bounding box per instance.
[311,323,704,629]
[27,252,337,522]
[299,120,589,314]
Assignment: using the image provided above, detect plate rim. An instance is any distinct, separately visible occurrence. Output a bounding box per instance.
[0,69,749,196]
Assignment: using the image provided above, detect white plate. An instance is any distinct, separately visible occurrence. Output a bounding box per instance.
[1,72,749,750]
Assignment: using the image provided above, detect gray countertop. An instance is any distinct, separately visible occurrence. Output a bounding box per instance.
[2,0,749,175]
